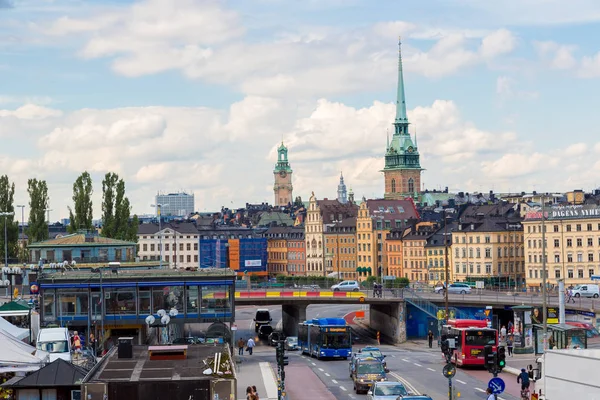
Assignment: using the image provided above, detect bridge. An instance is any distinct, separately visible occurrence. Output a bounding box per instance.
[233,289,598,344]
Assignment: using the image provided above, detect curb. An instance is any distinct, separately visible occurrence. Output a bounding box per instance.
[503,366,521,376]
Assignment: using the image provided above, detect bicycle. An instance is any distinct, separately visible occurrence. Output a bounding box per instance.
[520,387,530,400]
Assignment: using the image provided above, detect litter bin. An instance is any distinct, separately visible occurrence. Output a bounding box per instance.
[118,336,134,359]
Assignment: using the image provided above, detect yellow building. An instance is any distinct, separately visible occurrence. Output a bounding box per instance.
[356,199,418,281]
[426,228,453,285]
[402,223,437,283]
[523,204,600,290]
[265,226,305,277]
[386,230,405,278]
[451,204,524,287]
[305,193,358,276]
[324,219,357,280]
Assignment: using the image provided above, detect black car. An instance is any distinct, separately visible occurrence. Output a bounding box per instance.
[258,324,274,340]
[268,331,283,346]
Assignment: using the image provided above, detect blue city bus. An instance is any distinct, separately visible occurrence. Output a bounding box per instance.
[298,318,352,359]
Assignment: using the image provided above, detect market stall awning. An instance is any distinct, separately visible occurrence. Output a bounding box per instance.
[0,316,28,340]
[0,301,31,317]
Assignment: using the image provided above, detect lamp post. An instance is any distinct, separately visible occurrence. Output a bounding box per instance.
[16,205,24,262]
[541,196,548,350]
[44,208,52,239]
[151,204,169,269]
[1,211,14,270]
[91,267,104,353]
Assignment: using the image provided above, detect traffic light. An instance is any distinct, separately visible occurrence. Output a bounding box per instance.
[483,345,496,373]
[276,342,288,367]
[440,334,449,354]
[497,346,506,371]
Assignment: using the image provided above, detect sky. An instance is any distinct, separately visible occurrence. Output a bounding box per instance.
[2,0,600,222]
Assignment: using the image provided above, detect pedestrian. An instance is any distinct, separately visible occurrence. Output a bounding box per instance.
[252,385,260,400]
[246,337,255,355]
[89,333,97,357]
[500,325,507,340]
[246,386,254,400]
[517,368,531,392]
[527,364,534,380]
[507,335,514,357]
[569,288,575,303]
[507,320,514,334]
[485,387,494,400]
[427,330,434,348]
[72,331,82,357]
[238,337,245,356]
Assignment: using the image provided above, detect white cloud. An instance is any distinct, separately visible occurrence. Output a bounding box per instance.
[0,104,62,120]
[564,143,587,157]
[496,76,538,99]
[534,40,577,70]
[579,52,600,78]
[481,153,551,179]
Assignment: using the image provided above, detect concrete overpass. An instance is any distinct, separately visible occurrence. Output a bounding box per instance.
[234,289,599,344]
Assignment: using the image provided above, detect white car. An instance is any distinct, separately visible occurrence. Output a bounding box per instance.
[331,280,360,292]
[434,283,471,295]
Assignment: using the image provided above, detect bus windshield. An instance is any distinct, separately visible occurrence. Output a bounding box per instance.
[322,333,350,349]
[357,362,384,374]
[465,331,496,346]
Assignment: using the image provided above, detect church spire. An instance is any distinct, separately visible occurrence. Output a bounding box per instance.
[337,172,348,204]
[394,37,409,136]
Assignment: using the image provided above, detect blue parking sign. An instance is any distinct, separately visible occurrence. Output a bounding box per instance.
[488,377,505,394]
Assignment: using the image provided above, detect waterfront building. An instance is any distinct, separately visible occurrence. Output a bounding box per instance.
[155,192,195,217]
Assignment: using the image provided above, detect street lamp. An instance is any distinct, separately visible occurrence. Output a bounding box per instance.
[151,204,169,269]
[16,205,25,262]
[91,267,105,353]
[44,208,52,239]
[1,211,15,269]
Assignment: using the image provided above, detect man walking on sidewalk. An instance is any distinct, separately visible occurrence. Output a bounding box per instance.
[246,337,255,355]
[238,338,245,355]
[427,330,434,348]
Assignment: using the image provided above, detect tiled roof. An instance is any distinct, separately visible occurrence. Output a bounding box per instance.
[29,233,135,247]
[365,199,418,221]
[257,212,294,227]
[316,199,359,224]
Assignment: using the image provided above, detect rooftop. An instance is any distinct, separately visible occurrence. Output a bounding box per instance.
[85,344,234,383]
[29,233,136,248]
[39,268,236,282]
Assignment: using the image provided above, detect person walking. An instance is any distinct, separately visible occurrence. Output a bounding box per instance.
[500,325,507,340]
[507,334,514,357]
[508,320,514,334]
[427,330,434,348]
[485,388,495,400]
[89,333,97,357]
[245,386,254,400]
[72,331,82,358]
[237,338,245,356]
[246,337,255,355]
[252,385,260,400]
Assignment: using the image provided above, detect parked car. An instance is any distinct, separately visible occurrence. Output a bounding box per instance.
[360,346,388,371]
[268,331,283,346]
[285,336,299,351]
[254,309,272,332]
[36,328,71,362]
[571,284,600,298]
[398,396,433,400]
[258,324,274,340]
[367,381,408,400]
[331,280,361,292]
[434,283,471,295]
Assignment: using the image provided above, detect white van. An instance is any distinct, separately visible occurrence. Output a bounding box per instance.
[36,328,72,362]
[571,284,600,298]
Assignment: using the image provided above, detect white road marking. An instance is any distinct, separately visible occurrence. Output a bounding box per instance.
[391,354,396,357]
[259,362,279,399]
[311,362,316,366]
[456,379,467,384]
[340,386,347,391]
[475,388,486,392]
[413,363,422,367]
[325,372,331,377]
[389,372,420,395]
[426,367,435,372]
[318,368,324,372]
[332,379,339,384]
[402,358,410,362]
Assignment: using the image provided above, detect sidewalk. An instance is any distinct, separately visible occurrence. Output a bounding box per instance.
[235,354,279,400]
[285,364,336,400]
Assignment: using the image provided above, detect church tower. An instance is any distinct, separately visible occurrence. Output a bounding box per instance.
[337,172,348,204]
[382,38,423,200]
[273,142,293,206]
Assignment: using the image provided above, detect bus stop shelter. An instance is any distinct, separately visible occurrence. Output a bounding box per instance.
[533,323,587,354]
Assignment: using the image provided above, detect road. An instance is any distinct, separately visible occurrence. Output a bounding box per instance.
[234,304,521,399]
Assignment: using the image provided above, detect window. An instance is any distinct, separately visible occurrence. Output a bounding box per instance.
[566,225,571,232]
[476,248,481,258]
[578,270,584,278]
[577,238,582,247]
[587,224,593,231]
[554,254,560,263]
[576,224,582,231]
[143,244,148,251]
[485,236,491,243]
[408,178,414,193]
[567,239,572,247]
[589,253,594,262]
[577,254,583,262]
[485,248,491,258]
[150,244,155,251]
[391,179,396,193]
[485,264,491,274]
[588,238,593,247]
[554,225,559,232]
[554,239,559,248]
[590,269,595,278]
[568,269,574,278]
[187,243,191,251]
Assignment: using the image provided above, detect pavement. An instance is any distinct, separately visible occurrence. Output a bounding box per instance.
[234,350,279,400]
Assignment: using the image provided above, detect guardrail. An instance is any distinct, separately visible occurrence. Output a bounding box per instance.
[235,290,366,299]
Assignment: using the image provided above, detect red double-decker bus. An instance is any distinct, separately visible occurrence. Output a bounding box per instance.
[442,319,498,367]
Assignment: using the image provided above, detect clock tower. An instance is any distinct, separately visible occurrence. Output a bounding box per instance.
[382,38,423,201]
[273,142,293,207]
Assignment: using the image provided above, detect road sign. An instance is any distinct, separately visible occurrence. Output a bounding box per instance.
[484,309,491,317]
[488,377,505,394]
[231,324,238,331]
[442,363,456,378]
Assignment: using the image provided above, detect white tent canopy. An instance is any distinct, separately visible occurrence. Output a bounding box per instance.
[0,317,29,341]
[0,329,48,373]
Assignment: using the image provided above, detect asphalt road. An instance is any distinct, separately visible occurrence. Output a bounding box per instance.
[235,304,521,400]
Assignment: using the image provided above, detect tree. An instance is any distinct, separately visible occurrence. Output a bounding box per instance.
[294,196,303,208]
[68,171,93,233]
[0,175,19,261]
[27,178,49,243]
[101,172,138,242]
[101,172,119,238]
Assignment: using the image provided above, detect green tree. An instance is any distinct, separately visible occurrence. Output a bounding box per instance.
[27,178,49,243]
[101,172,119,238]
[68,171,93,233]
[0,175,19,261]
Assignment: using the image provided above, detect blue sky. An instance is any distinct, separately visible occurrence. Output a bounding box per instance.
[1,0,600,220]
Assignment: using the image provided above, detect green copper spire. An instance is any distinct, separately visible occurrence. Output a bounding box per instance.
[394,37,409,136]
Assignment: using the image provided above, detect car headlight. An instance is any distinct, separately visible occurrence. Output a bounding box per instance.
[380,378,385,381]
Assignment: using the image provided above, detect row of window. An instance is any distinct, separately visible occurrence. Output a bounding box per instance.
[527,223,600,233]
[140,255,198,263]
[454,247,522,258]
[141,235,199,239]
[528,252,600,263]
[453,234,523,244]
[142,243,198,252]
[528,268,596,279]
[528,237,600,248]
[326,237,355,244]
[454,262,524,275]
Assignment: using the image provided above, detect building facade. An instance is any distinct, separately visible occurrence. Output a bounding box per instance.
[137,222,199,269]
[356,199,419,280]
[386,229,405,278]
[382,39,422,200]
[523,204,600,290]
[401,223,437,282]
[155,192,195,217]
[451,204,524,287]
[265,226,306,277]
[273,142,293,207]
[324,219,357,280]
[425,228,452,285]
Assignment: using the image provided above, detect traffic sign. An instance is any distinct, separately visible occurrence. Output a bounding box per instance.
[442,363,456,378]
[488,377,505,394]
[231,324,238,331]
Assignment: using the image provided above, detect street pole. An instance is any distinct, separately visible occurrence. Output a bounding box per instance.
[158,207,163,269]
[541,197,548,350]
[1,212,14,269]
[444,214,449,321]
[100,268,104,353]
[16,205,24,263]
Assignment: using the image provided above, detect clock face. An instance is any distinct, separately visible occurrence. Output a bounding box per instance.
[279,171,287,178]
[407,146,414,153]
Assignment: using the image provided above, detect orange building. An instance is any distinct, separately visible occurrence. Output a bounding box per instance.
[265,226,305,277]
[324,218,357,280]
[400,222,439,282]
[386,231,405,278]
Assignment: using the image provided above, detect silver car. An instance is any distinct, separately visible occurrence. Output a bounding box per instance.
[331,280,361,292]
[367,381,409,400]
[434,283,471,295]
